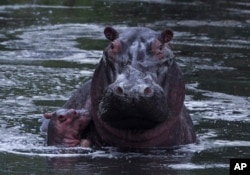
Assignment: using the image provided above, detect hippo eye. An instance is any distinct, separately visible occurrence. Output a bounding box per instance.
[58,115,66,123]
[151,40,166,60]
[58,115,63,119]
[107,40,121,61]
[110,40,120,51]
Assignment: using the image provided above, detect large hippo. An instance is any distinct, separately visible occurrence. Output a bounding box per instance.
[40,26,196,148]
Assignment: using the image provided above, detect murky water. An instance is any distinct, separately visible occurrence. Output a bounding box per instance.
[0,0,249,174]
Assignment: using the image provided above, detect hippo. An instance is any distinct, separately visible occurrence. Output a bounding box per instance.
[40,26,196,148]
[41,109,91,147]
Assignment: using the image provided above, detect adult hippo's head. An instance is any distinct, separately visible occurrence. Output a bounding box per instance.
[91,27,192,148]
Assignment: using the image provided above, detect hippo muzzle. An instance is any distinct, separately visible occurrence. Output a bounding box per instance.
[99,66,168,129]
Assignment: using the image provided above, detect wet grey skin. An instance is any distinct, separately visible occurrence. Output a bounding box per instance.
[41,27,196,148]
[90,27,196,147]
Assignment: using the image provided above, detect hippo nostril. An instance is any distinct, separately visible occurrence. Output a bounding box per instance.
[114,86,124,95]
[143,86,153,96]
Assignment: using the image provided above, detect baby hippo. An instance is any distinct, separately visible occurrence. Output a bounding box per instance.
[40,108,91,147]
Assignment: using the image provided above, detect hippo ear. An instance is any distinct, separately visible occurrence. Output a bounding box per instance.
[44,112,53,119]
[104,27,119,41]
[159,28,173,43]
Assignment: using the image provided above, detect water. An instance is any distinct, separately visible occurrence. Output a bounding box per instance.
[0,0,249,174]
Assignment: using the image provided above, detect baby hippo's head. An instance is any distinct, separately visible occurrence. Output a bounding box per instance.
[44,109,90,147]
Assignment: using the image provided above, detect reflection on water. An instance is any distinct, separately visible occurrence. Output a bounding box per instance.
[0,0,249,175]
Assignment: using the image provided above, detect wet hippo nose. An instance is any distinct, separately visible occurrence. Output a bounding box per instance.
[113,84,154,97]
[114,86,124,95]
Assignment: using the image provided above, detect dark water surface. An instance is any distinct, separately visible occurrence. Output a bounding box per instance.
[0,0,249,174]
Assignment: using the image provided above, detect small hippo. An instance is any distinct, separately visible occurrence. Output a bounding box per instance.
[41,109,91,147]
[40,26,196,148]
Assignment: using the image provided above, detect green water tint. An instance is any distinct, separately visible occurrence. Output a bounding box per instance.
[0,0,249,174]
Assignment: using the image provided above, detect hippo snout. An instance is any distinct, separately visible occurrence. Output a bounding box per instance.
[112,80,154,98]
[110,66,160,99]
[98,67,169,130]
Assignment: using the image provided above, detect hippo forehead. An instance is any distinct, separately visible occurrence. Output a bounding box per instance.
[119,27,157,43]
[118,28,158,57]
[112,28,173,74]
[55,109,69,115]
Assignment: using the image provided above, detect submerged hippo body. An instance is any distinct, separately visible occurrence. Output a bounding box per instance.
[41,27,196,148]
